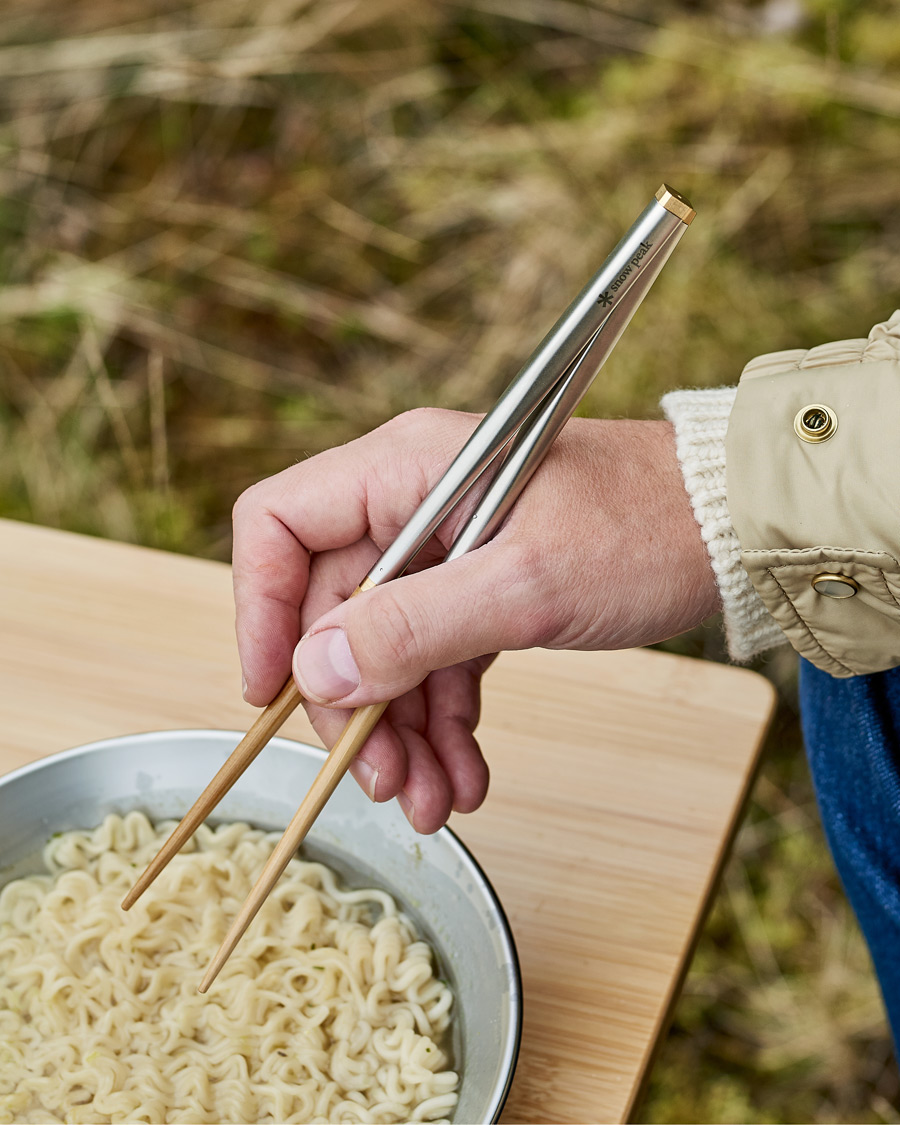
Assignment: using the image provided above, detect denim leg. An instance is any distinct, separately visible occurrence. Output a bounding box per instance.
[799,657,900,1044]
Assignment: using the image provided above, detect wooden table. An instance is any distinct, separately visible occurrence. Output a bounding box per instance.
[0,518,775,1123]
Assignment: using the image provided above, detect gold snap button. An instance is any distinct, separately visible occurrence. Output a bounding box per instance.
[794,403,837,443]
[811,573,859,599]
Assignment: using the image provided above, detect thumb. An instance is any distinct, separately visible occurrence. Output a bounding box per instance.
[292,545,539,706]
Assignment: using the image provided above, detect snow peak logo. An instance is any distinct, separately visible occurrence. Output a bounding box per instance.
[596,239,652,307]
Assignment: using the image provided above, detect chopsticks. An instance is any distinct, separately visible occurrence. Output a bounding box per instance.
[198,698,390,990]
[123,185,696,990]
[120,675,305,910]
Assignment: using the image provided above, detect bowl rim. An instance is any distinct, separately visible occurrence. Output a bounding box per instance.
[0,728,523,1124]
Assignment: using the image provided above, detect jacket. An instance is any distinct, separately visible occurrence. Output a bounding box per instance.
[663,311,900,678]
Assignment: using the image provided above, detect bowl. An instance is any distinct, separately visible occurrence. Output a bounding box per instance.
[0,729,521,1124]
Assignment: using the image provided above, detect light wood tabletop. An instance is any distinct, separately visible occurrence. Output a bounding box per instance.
[0,517,775,1123]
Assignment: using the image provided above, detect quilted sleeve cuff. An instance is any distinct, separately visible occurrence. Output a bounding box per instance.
[726,311,900,677]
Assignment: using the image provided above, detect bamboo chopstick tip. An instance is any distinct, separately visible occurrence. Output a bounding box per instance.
[120,887,140,911]
[198,962,222,993]
[121,869,155,910]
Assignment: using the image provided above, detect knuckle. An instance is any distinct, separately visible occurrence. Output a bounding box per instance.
[373,409,482,507]
[382,407,421,434]
[362,591,421,672]
[381,406,445,440]
[231,480,263,526]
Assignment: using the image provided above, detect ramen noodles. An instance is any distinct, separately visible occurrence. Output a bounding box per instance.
[0,813,457,1124]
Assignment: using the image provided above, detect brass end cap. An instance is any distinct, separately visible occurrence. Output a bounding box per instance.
[655,184,696,225]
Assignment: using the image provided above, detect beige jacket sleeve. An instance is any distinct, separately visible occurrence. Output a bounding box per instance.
[725,310,900,678]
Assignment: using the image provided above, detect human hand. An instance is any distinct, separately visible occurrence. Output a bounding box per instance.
[232,408,720,834]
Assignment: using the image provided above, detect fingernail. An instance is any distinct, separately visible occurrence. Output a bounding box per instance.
[241,675,248,700]
[397,791,416,830]
[293,628,360,703]
[352,760,379,802]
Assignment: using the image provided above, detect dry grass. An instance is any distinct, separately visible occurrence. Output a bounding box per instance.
[2,1,900,1119]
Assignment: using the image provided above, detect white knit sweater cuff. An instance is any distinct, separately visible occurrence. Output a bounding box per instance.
[661,387,786,663]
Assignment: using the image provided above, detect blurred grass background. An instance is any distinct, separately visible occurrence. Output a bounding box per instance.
[2,0,899,1119]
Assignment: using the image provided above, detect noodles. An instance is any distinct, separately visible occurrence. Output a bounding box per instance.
[0,813,458,1124]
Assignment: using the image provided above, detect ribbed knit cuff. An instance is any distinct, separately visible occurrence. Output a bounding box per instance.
[661,387,786,663]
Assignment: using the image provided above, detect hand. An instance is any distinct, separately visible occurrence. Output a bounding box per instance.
[232,408,720,833]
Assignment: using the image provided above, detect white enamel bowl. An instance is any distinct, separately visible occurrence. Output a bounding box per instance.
[0,729,522,1124]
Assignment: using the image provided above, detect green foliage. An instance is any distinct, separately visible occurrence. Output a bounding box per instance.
[1,1,899,1118]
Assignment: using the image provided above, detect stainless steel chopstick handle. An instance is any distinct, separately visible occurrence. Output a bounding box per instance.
[445,188,694,559]
[365,185,696,587]
[442,309,638,562]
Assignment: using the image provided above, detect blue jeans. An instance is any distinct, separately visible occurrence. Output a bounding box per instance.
[800,658,900,1045]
